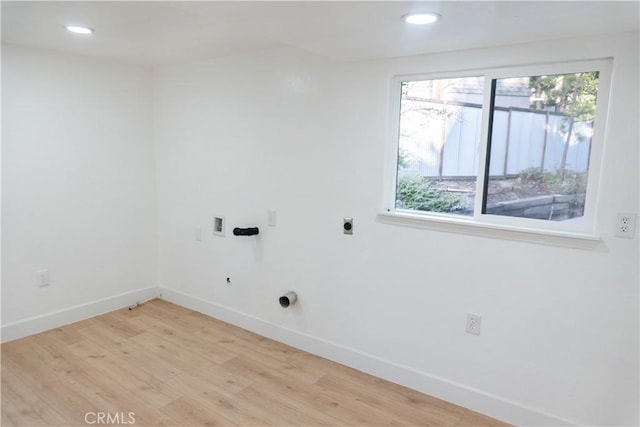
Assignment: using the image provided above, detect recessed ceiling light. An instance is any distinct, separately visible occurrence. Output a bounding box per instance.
[65,25,94,35]
[402,13,441,25]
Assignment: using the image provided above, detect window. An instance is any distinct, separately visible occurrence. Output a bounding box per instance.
[386,60,611,238]
[396,76,484,216]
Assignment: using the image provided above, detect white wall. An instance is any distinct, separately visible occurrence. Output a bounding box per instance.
[154,32,639,426]
[1,45,157,336]
[2,32,636,426]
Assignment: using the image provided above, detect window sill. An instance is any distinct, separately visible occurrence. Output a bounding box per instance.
[377,211,601,249]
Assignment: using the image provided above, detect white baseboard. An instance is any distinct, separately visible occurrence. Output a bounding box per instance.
[1,284,575,425]
[160,286,575,427]
[1,286,160,343]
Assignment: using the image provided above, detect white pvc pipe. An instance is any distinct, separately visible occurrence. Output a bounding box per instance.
[279,291,297,308]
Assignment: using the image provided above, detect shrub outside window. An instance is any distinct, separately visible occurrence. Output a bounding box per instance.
[388,60,612,236]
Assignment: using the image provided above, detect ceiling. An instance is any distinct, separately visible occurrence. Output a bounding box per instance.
[2,1,639,67]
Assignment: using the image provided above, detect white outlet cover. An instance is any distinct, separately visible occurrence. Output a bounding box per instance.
[466,313,482,335]
[615,213,637,238]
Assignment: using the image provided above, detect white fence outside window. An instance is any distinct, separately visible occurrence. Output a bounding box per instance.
[399,100,593,178]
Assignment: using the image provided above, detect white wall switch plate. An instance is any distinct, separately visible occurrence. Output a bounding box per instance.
[267,210,276,227]
[37,269,50,287]
[195,226,202,241]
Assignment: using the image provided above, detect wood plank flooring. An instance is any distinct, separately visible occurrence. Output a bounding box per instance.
[1,299,510,426]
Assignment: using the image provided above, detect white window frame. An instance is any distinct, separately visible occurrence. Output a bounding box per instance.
[380,59,613,247]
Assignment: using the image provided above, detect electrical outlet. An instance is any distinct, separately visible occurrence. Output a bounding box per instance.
[466,313,482,335]
[343,217,353,235]
[615,213,637,238]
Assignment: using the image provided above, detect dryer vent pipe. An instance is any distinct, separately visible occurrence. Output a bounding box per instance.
[279,291,297,308]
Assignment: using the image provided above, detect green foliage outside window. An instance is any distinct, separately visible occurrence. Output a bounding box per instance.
[396,175,467,213]
[529,72,599,121]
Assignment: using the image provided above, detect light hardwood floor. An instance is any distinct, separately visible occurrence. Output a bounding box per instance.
[1,299,510,426]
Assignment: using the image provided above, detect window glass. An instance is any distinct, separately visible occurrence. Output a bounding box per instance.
[484,72,599,221]
[396,77,484,215]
